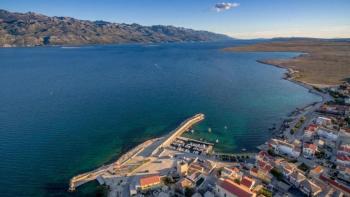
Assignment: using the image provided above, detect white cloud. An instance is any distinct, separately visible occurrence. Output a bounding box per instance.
[214,2,240,12]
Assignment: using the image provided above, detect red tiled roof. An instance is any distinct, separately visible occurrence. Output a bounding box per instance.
[241,176,254,189]
[251,167,258,173]
[339,145,350,153]
[337,154,350,161]
[320,174,350,194]
[305,124,318,132]
[303,143,317,151]
[219,179,255,197]
[140,175,160,187]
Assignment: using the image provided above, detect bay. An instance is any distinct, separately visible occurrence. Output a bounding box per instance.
[0,41,321,196]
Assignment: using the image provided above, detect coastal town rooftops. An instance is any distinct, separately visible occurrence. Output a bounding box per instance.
[240,176,255,189]
[305,124,318,133]
[339,144,350,153]
[139,175,161,188]
[281,162,296,175]
[257,160,273,173]
[300,179,322,196]
[337,154,350,162]
[290,170,306,183]
[218,178,256,197]
[310,165,324,175]
[303,143,317,151]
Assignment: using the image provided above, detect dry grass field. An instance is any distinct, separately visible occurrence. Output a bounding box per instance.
[225,40,350,87]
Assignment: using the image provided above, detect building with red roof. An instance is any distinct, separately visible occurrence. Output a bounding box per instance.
[303,143,317,159]
[216,178,256,197]
[139,175,161,191]
[240,176,255,190]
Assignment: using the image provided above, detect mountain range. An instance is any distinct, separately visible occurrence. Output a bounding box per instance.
[0,9,232,47]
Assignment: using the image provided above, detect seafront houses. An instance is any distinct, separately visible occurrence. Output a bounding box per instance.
[254,151,273,182]
[221,167,243,180]
[315,116,332,127]
[215,178,256,197]
[303,143,318,159]
[268,139,301,158]
[338,167,350,182]
[299,179,322,197]
[279,161,297,178]
[309,166,324,178]
[336,154,350,167]
[138,175,162,191]
[318,104,350,116]
[289,170,306,187]
[304,124,318,139]
[317,127,339,142]
[338,143,350,156]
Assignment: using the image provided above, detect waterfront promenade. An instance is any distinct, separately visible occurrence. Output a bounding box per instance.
[69,113,205,191]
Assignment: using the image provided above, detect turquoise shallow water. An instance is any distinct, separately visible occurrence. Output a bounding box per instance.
[0,41,321,196]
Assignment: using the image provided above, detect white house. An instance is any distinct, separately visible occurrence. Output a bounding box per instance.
[303,143,317,159]
[315,116,332,126]
[317,128,338,141]
[269,139,300,158]
[304,124,318,138]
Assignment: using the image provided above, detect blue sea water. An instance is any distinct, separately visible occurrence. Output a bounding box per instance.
[0,41,321,196]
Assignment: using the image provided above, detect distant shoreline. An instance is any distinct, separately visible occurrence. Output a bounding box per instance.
[224,40,350,87]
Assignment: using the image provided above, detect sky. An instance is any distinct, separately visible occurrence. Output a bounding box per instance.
[1,0,350,39]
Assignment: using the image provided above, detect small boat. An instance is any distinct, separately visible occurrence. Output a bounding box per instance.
[242,148,247,151]
[191,129,194,133]
[224,125,228,130]
[208,128,212,133]
[216,139,219,143]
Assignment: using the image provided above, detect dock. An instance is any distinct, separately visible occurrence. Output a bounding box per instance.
[69,113,205,192]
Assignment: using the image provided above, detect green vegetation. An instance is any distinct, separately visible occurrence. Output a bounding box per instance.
[298,163,310,172]
[270,168,283,181]
[257,188,273,197]
[315,151,325,159]
[184,188,195,197]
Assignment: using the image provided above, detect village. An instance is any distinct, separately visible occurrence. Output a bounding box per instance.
[70,82,350,197]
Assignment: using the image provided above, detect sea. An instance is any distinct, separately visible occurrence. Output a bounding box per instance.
[0,41,321,196]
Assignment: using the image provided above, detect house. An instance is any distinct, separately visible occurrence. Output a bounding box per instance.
[300,179,322,197]
[338,144,350,156]
[338,167,350,182]
[317,127,339,142]
[177,160,189,176]
[303,143,317,159]
[289,170,306,187]
[139,175,162,191]
[269,139,300,158]
[240,176,255,190]
[336,154,350,167]
[309,166,324,178]
[255,151,274,182]
[216,178,256,197]
[178,177,194,190]
[315,117,332,126]
[304,124,318,138]
[280,162,296,177]
[221,167,243,180]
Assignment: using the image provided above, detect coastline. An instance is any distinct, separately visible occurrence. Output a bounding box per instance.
[255,56,332,146]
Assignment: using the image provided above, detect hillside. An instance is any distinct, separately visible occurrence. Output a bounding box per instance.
[225,39,350,87]
[0,9,231,47]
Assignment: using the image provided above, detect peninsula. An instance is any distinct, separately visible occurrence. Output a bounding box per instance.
[225,39,350,87]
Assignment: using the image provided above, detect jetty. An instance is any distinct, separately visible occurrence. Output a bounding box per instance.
[69,113,205,191]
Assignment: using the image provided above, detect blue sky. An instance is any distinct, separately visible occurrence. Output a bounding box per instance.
[1,0,349,38]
